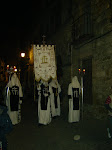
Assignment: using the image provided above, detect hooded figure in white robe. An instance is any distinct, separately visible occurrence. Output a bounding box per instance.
[49,79,61,117]
[37,80,52,125]
[68,76,81,123]
[6,73,23,125]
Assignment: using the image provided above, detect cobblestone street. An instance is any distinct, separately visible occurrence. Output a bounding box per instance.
[7,98,112,150]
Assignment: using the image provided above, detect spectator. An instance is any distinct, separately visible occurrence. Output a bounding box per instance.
[0,102,13,150]
[105,86,112,138]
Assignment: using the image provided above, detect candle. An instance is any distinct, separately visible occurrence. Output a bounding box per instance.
[83,69,85,74]
[78,68,81,74]
[7,65,9,70]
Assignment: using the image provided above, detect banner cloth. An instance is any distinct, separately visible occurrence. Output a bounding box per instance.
[33,45,57,81]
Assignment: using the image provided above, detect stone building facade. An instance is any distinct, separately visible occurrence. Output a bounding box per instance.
[31,0,112,119]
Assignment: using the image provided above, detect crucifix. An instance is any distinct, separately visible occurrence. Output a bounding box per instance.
[42,35,46,46]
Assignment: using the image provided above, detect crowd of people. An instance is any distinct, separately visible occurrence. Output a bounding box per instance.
[1,71,112,149]
[36,78,62,125]
[35,75,82,125]
[0,72,82,149]
[0,72,23,150]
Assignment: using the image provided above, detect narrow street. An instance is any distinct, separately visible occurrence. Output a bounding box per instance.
[7,97,112,150]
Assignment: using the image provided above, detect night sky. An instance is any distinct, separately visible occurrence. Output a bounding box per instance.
[0,1,40,65]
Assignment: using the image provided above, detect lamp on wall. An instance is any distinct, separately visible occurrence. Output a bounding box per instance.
[21,52,26,58]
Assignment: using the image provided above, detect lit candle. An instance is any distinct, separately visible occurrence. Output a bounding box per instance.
[78,68,81,74]
[83,69,85,74]
[14,66,16,69]
[7,65,9,70]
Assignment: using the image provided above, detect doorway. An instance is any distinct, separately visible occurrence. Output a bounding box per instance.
[82,57,92,104]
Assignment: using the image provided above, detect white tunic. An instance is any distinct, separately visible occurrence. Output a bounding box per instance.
[6,73,23,125]
[68,76,81,123]
[49,79,61,117]
[37,81,52,125]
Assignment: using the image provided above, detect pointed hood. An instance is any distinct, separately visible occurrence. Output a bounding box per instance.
[49,79,59,88]
[71,76,80,88]
[7,73,21,87]
[41,80,48,86]
[6,73,23,97]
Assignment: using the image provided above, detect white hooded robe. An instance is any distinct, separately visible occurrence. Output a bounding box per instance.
[6,73,23,125]
[68,76,81,123]
[49,79,61,117]
[37,81,52,125]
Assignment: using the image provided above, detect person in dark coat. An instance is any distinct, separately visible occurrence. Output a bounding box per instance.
[0,102,13,150]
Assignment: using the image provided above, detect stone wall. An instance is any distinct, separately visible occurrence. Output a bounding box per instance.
[47,0,112,118]
[92,32,112,105]
[34,0,112,119]
[72,30,112,119]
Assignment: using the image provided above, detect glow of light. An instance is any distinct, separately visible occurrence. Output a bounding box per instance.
[83,69,85,73]
[78,68,81,73]
[21,53,25,58]
[7,65,9,69]
[29,50,33,63]
[14,68,17,72]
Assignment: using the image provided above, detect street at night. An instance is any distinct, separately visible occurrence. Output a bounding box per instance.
[6,97,112,150]
[1,0,112,150]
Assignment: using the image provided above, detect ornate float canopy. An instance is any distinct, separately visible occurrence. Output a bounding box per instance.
[33,44,57,82]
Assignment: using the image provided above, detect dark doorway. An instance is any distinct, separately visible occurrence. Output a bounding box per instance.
[82,57,92,104]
